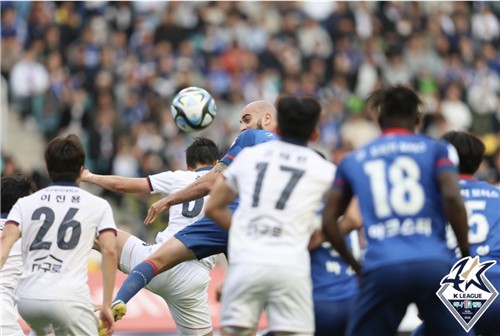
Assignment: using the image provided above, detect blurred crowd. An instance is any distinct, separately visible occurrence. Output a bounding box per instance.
[2,1,500,238]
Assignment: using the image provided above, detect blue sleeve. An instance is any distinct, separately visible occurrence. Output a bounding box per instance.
[220,130,277,166]
[434,140,458,176]
[331,157,353,199]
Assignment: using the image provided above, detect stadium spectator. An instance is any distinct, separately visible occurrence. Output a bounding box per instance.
[439,82,472,132]
[9,39,49,122]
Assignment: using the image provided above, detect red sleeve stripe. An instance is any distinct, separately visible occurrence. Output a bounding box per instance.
[333,178,347,187]
[146,176,153,192]
[436,158,453,167]
[99,228,117,236]
[224,154,235,160]
[144,259,159,275]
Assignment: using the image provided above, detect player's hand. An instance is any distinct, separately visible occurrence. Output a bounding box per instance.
[144,198,170,225]
[93,303,102,312]
[99,306,115,336]
[81,169,93,183]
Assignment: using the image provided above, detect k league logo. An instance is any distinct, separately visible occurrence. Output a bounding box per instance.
[436,256,498,332]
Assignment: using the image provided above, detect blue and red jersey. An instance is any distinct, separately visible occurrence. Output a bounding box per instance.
[456,176,500,276]
[332,129,459,271]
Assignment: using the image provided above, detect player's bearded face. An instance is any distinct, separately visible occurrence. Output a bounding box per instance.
[240,112,264,131]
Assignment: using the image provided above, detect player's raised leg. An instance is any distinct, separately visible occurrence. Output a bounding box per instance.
[112,235,197,305]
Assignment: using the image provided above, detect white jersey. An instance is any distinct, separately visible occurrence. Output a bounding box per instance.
[0,217,23,291]
[6,183,117,302]
[148,167,217,269]
[148,167,211,243]
[224,140,336,275]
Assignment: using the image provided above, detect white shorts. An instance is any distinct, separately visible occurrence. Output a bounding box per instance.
[1,288,24,336]
[120,235,212,336]
[221,264,314,335]
[17,298,96,336]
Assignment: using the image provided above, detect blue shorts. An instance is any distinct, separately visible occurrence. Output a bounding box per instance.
[174,201,238,260]
[314,295,356,336]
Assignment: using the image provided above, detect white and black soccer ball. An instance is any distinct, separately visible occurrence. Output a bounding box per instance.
[171,87,216,133]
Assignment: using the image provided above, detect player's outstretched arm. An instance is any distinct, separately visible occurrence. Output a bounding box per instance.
[82,169,150,194]
[144,162,228,224]
[98,231,118,335]
[437,171,470,258]
[0,222,21,269]
[205,176,237,230]
[322,189,362,274]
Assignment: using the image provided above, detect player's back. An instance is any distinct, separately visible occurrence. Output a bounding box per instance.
[310,235,359,302]
[459,178,500,275]
[149,168,212,243]
[337,132,457,271]
[8,183,115,301]
[149,168,219,269]
[226,140,336,272]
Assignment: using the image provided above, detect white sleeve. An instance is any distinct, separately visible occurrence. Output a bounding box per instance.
[148,171,177,194]
[5,200,23,231]
[97,202,117,235]
[223,151,245,193]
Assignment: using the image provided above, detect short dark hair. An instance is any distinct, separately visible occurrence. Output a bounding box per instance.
[441,131,485,175]
[45,134,85,182]
[1,174,37,213]
[276,95,321,142]
[367,85,423,129]
[185,137,220,169]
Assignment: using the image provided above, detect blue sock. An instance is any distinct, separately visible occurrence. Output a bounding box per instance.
[114,260,157,304]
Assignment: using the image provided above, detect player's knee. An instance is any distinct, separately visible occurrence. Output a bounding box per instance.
[153,239,196,272]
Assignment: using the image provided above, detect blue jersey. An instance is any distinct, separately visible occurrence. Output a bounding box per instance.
[418,178,500,336]
[310,234,359,302]
[220,129,277,166]
[174,128,278,260]
[333,129,458,271]
[457,177,500,276]
[311,233,360,336]
[220,129,277,209]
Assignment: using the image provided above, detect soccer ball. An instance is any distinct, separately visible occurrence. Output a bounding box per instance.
[171,87,216,133]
